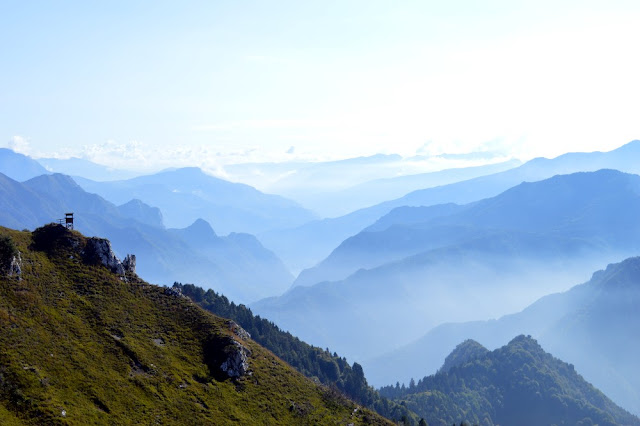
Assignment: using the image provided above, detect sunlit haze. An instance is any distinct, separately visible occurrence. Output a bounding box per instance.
[2,1,639,173]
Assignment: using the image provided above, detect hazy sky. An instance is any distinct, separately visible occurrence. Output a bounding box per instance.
[2,1,639,169]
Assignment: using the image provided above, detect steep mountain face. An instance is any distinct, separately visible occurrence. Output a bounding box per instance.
[367,256,640,416]
[0,173,58,230]
[0,148,49,182]
[0,173,292,303]
[254,234,602,362]
[379,336,639,426]
[116,199,164,228]
[0,226,390,425]
[169,220,294,302]
[75,167,316,235]
[260,140,640,272]
[296,169,640,287]
[294,203,467,287]
[253,170,640,362]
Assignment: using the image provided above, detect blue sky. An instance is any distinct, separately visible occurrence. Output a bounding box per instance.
[2,1,639,170]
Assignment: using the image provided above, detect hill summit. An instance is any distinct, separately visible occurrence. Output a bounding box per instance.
[0,225,389,425]
[380,335,639,426]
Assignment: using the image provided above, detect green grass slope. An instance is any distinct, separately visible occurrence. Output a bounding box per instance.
[0,225,391,425]
[174,282,418,424]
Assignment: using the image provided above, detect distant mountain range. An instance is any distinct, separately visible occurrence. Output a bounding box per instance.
[0,148,49,181]
[379,336,639,426]
[366,256,640,416]
[296,168,640,287]
[0,172,292,303]
[37,156,142,181]
[2,141,639,423]
[260,140,640,272]
[262,158,521,217]
[75,167,317,235]
[252,170,640,365]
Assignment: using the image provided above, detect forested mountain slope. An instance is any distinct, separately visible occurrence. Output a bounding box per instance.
[379,336,639,426]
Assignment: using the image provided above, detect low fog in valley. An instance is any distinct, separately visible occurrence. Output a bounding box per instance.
[2,1,640,424]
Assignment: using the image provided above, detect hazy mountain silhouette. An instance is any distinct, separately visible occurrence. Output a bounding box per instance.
[260,140,640,272]
[0,148,49,181]
[366,256,640,416]
[169,219,293,300]
[0,172,292,303]
[36,156,141,180]
[253,170,640,367]
[265,158,520,217]
[295,169,640,287]
[318,159,520,216]
[76,167,316,235]
[116,198,164,228]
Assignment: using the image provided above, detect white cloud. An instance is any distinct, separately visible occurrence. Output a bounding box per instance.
[191,119,333,132]
[7,135,32,155]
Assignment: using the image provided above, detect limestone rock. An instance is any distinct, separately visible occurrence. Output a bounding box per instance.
[8,251,22,278]
[123,254,136,275]
[83,237,135,277]
[227,320,251,341]
[220,340,251,378]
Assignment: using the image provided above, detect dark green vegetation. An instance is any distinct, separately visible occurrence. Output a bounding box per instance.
[379,336,639,426]
[0,225,390,425]
[175,282,417,423]
[0,234,18,273]
[437,340,488,374]
[370,256,640,415]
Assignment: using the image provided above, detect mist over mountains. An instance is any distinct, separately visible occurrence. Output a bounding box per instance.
[1,141,640,422]
[0,148,49,182]
[5,0,640,421]
[252,169,640,363]
[75,167,316,234]
[367,256,640,416]
[260,140,640,272]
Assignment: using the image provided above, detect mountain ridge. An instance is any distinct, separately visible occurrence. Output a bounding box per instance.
[260,140,640,272]
[367,255,640,415]
[379,335,639,426]
[0,225,390,425]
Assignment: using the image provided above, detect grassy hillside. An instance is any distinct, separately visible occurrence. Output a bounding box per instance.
[0,225,391,425]
[174,282,418,423]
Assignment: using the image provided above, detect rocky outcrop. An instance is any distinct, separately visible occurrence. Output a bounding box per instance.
[122,254,136,275]
[220,340,252,378]
[8,252,22,278]
[203,334,252,380]
[227,320,251,341]
[83,237,135,277]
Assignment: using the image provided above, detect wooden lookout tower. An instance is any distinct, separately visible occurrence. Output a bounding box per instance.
[58,212,74,230]
[65,213,74,230]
